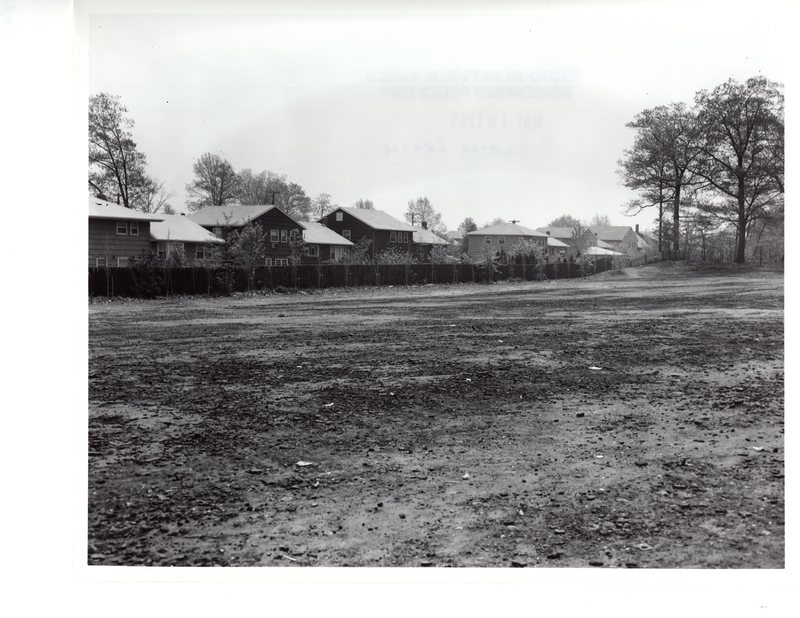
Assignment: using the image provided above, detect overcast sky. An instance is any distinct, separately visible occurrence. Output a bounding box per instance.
[85,0,786,232]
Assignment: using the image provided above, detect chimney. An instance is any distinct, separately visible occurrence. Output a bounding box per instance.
[421,220,428,229]
[180,213,185,216]
[546,230,550,235]
[635,224,639,234]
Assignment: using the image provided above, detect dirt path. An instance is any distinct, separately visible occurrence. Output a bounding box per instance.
[88,265,784,567]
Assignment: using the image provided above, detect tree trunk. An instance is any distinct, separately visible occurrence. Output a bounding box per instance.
[735,175,747,263]
[672,183,681,259]
[657,184,664,253]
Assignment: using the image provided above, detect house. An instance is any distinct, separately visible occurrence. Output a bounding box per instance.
[89,196,164,267]
[465,221,549,260]
[537,226,598,258]
[445,230,463,245]
[589,226,640,257]
[318,207,417,259]
[412,224,449,261]
[299,221,354,263]
[545,236,571,258]
[188,204,305,266]
[149,214,225,262]
[633,224,661,260]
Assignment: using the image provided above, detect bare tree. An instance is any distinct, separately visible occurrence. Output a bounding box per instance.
[353,198,374,209]
[89,92,155,209]
[140,180,175,214]
[691,77,784,263]
[185,153,241,211]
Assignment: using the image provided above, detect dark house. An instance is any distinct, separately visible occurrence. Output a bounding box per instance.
[88,197,164,267]
[318,207,417,259]
[188,204,305,266]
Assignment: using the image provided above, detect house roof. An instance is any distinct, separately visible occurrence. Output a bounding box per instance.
[536,226,582,240]
[635,232,658,249]
[334,207,417,232]
[412,227,449,245]
[546,237,570,248]
[445,230,463,241]
[187,204,305,228]
[88,197,165,222]
[301,221,354,246]
[584,246,625,256]
[596,238,613,249]
[149,215,225,244]
[467,222,548,238]
[589,225,634,242]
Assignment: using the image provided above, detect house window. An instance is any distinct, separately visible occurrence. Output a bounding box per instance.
[270,229,279,243]
[264,258,273,266]
[342,229,351,240]
[129,221,139,236]
[485,236,491,244]
[213,226,223,236]
[116,221,127,235]
[330,246,336,259]
[390,231,397,243]
[280,229,288,243]
[95,257,107,267]
[499,236,505,244]
[116,257,129,267]
[404,232,409,243]
[307,244,319,257]
[196,248,206,260]
[336,211,344,222]
[275,258,288,266]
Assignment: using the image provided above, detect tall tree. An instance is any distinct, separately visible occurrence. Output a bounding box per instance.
[405,197,446,234]
[185,153,240,211]
[353,198,374,209]
[547,214,583,229]
[620,103,700,258]
[236,169,312,219]
[88,92,154,209]
[692,77,784,263]
[618,130,674,253]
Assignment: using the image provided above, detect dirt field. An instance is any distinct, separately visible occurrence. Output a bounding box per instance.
[88,263,784,567]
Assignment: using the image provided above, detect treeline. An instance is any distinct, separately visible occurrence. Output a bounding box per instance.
[618,76,784,264]
[88,93,451,234]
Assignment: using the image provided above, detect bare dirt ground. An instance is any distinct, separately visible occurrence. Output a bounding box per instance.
[88,263,784,567]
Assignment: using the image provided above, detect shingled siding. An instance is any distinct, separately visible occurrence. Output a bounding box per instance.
[467,234,546,260]
[319,210,412,257]
[89,219,154,266]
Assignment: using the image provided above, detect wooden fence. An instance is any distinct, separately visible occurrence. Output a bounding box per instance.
[88,257,616,298]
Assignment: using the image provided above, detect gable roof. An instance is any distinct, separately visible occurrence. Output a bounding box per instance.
[150,215,225,244]
[88,197,165,222]
[546,236,570,248]
[188,204,305,228]
[412,227,449,245]
[334,207,417,232]
[467,222,548,238]
[589,225,635,242]
[635,231,658,250]
[445,230,463,241]
[596,238,613,249]
[536,226,590,240]
[301,221,354,246]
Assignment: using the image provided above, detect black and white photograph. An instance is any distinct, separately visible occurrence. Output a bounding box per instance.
[3,0,796,614]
